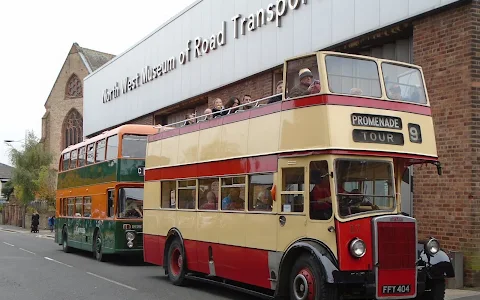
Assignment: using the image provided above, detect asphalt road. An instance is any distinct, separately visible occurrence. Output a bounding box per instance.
[0,229,255,300]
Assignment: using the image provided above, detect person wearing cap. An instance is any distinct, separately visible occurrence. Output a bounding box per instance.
[289,68,321,98]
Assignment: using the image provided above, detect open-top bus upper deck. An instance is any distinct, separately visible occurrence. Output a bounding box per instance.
[146,51,437,174]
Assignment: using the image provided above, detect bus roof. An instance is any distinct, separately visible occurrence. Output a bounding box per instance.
[61,124,158,156]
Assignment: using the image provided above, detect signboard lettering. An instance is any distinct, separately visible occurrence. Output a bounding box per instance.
[351,113,402,130]
[352,129,404,146]
[102,0,308,103]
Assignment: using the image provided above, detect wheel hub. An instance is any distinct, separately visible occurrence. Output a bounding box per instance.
[293,268,314,300]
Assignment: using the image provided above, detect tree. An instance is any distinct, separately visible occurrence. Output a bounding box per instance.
[7,131,52,206]
[35,166,57,205]
[1,181,14,201]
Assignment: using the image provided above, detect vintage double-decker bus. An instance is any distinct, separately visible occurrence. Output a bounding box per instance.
[55,124,157,261]
[142,51,454,299]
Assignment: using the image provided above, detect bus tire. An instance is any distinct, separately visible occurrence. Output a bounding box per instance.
[93,231,106,262]
[289,254,336,300]
[62,227,70,253]
[166,239,187,286]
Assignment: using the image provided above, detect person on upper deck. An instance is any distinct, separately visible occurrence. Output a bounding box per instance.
[288,68,320,98]
[268,80,284,104]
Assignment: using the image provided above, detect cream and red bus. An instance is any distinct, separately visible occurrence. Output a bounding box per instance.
[56,124,157,261]
[142,51,454,299]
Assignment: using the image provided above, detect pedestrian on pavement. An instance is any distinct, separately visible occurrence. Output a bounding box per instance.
[31,211,40,233]
[48,215,55,233]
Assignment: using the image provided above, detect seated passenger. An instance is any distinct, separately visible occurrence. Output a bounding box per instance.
[289,68,320,98]
[254,189,273,211]
[212,98,226,118]
[183,113,196,126]
[125,200,143,218]
[203,108,213,121]
[242,94,253,109]
[222,188,244,210]
[200,191,217,210]
[388,84,402,100]
[268,80,284,104]
[225,97,241,114]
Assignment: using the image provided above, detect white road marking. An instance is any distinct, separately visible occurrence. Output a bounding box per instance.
[3,242,14,247]
[44,257,73,268]
[86,272,137,291]
[19,248,36,255]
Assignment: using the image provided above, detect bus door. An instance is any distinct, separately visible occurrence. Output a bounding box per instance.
[276,158,308,252]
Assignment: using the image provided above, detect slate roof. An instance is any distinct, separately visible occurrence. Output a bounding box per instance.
[76,44,115,72]
[0,163,13,180]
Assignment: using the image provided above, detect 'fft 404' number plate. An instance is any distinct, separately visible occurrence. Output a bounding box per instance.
[382,285,411,294]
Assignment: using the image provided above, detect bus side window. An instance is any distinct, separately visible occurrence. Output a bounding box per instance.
[70,149,78,169]
[178,180,196,210]
[67,198,75,216]
[281,168,305,213]
[63,152,70,171]
[221,176,246,211]
[84,197,92,217]
[161,181,176,208]
[96,139,106,163]
[78,146,86,167]
[248,174,274,212]
[198,178,219,210]
[286,55,320,99]
[309,161,332,220]
[106,134,119,161]
[107,189,114,217]
[75,197,82,217]
[86,143,95,165]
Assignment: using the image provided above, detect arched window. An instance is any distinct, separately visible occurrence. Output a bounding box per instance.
[63,109,83,149]
[66,74,82,98]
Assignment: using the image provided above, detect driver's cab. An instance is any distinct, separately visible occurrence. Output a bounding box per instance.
[116,185,144,219]
[281,51,430,106]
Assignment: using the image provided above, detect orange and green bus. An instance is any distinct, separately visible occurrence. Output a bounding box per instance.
[55,124,158,261]
[142,52,454,299]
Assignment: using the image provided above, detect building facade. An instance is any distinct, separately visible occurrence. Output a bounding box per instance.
[83,0,480,286]
[0,162,13,202]
[40,43,114,170]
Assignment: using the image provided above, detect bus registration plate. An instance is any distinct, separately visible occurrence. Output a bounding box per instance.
[382,285,411,294]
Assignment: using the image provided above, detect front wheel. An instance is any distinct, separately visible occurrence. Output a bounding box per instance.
[166,239,187,286]
[62,228,70,253]
[417,279,446,300]
[289,254,337,300]
[93,231,106,262]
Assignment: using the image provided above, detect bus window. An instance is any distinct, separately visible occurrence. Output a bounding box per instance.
[221,176,245,211]
[75,197,82,217]
[96,139,106,162]
[161,181,176,208]
[67,198,75,216]
[198,178,219,210]
[248,174,274,212]
[286,55,321,99]
[83,197,91,217]
[281,168,304,213]
[70,149,78,169]
[78,146,86,167]
[335,160,395,218]
[107,189,114,217]
[309,161,332,220]
[62,152,70,171]
[86,143,95,165]
[118,187,144,218]
[178,180,196,210]
[325,55,381,98]
[122,134,147,158]
[382,63,427,104]
[106,134,119,161]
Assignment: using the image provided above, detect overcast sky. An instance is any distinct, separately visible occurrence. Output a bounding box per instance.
[0,0,196,166]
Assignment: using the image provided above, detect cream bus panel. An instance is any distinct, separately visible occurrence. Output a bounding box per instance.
[197,212,219,244]
[245,214,277,251]
[146,105,437,169]
[144,181,160,209]
[176,211,197,241]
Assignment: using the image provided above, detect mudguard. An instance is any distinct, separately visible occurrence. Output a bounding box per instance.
[163,228,185,272]
[418,249,455,279]
[279,239,339,283]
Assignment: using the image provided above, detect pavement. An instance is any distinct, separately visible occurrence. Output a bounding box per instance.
[0,224,479,300]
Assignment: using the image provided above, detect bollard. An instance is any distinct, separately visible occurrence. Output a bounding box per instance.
[446,251,464,289]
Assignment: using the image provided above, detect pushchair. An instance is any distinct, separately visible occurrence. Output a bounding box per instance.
[31,223,39,233]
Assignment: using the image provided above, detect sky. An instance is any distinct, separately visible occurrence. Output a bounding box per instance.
[0,0,196,166]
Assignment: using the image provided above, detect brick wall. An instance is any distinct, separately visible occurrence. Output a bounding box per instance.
[129,114,154,126]
[413,1,480,286]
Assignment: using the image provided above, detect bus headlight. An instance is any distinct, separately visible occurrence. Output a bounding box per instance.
[349,238,366,258]
[425,238,440,255]
[127,241,134,248]
[126,231,135,241]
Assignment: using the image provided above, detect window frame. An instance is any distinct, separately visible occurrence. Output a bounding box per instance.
[83,196,92,218]
[280,167,305,214]
[106,134,119,161]
[86,143,95,165]
[247,173,274,213]
[197,177,220,211]
[220,175,247,212]
[308,160,333,222]
[380,61,428,105]
[95,139,106,163]
[62,152,70,171]
[160,181,177,209]
[177,179,197,210]
[285,54,322,101]
[78,146,86,167]
[69,149,78,169]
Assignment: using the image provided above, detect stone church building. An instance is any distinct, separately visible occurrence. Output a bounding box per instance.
[40,43,114,170]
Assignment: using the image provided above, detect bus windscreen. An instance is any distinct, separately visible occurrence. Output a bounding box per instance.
[122,134,147,158]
